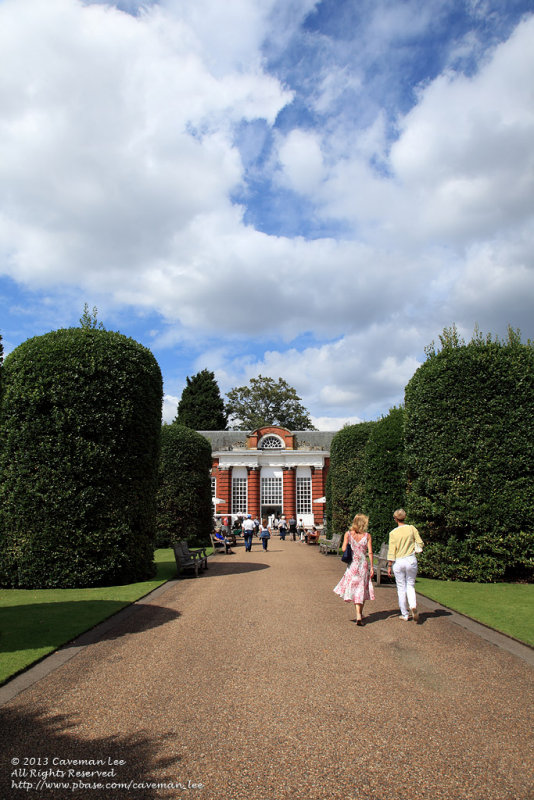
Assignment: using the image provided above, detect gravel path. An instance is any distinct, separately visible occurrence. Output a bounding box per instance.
[1,538,533,800]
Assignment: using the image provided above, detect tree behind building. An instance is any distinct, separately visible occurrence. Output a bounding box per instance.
[226,375,316,430]
[175,369,228,430]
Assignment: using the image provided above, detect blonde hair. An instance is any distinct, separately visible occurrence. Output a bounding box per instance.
[262,518,267,526]
[393,508,407,521]
[350,514,369,534]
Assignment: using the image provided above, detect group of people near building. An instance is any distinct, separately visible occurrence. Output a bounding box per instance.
[214,514,321,551]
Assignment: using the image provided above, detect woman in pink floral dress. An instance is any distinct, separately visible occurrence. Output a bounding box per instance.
[333,514,375,625]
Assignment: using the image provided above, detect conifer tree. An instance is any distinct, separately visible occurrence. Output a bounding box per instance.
[175,369,228,430]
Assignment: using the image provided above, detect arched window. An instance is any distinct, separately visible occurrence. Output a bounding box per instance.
[259,434,284,449]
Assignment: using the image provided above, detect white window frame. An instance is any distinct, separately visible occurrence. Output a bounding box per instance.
[258,434,285,450]
[296,476,312,514]
[232,476,248,515]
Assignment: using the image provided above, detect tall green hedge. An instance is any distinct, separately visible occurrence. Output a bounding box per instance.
[0,328,162,588]
[326,422,375,536]
[363,406,406,550]
[156,424,212,548]
[405,327,534,581]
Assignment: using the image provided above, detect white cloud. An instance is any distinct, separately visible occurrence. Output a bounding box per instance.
[277,129,324,195]
[389,14,534,243]
[0,0,291,286]
[0,1,532,425]
[162,393,178,424]
[310,415,362,431]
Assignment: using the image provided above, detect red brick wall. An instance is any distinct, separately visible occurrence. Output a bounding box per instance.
[282,467,296,519]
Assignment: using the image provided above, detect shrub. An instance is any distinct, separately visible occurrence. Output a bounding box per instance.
[326,422,375,536]
[0,328,162,588]
[363,406,406,550]
[405,326,534,581]
[156,424,212,548]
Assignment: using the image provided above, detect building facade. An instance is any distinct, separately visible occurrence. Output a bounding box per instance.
[200,426,335,528]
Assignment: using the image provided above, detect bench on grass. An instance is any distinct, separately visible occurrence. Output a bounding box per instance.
[319,533,341,555]
[180,540,208,569]
[173,540,208,578]
[374,542,390,585]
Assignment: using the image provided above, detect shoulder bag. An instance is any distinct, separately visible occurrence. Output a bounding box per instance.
[341,540,353,564]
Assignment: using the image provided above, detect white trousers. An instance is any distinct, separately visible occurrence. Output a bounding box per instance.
[392,555,418,617]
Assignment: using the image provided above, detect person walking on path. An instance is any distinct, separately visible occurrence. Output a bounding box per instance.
[278,517,287,540]
[242,514,255,551]
[289,516,297,541]
[259,518,271,550]
[387,508,424,621]
[333,514,375,624]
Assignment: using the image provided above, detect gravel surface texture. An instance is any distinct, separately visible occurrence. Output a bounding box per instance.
[1,538,533,800]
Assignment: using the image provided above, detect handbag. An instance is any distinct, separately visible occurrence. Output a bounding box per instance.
[341,542,353,564]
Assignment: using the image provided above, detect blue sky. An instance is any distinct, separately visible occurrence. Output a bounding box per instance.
[1,0,533,427]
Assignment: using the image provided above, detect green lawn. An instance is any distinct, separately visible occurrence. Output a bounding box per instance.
[415,577,534,647]
[0,548,179,685]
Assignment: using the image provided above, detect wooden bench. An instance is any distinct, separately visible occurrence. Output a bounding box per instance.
[319,533,341,555]
[173,540,208,578]
[374,542,390,585]
[180,540,208,570]
[210,532,230,554]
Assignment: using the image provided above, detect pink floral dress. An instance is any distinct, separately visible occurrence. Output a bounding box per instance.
[333,532,375,604]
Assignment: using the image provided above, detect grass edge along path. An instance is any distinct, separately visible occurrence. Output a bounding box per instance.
[415,577,534,648]
[0,548,182,685]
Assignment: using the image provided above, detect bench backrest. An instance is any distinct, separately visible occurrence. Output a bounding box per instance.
[173,541,191,563]
[179,540,194,556]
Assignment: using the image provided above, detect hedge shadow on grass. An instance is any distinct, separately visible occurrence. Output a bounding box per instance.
[0,601,181,654]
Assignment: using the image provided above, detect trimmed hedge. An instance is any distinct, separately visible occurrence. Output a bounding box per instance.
[0,328,163,588]
[405,329,534,581]
[156,424,212,548]
[363,406,406,550]
[326,422,375,536]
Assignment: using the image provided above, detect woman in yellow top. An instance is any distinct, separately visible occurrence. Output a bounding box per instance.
[387,509,424,622]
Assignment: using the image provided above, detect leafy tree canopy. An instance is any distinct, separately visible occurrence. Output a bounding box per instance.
[175,369,228,430]
[226,375,316,431]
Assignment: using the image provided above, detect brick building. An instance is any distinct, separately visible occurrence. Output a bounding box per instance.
[200,426,335,529]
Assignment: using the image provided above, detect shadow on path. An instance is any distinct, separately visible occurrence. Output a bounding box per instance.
[0,704,179,800]
[180,560,270,579]
[353,607,453,626]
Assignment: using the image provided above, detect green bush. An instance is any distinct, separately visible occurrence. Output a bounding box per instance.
[0,328,162,588]
[405,326,534,582]
[156,424,212,547]
[363,406,406,550]
[326,422,375,536]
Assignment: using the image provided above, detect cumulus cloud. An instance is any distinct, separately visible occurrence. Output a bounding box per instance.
[0,0,532,424]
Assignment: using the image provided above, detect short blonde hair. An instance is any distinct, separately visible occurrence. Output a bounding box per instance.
[393,508,407,521]
[350,514,369,534]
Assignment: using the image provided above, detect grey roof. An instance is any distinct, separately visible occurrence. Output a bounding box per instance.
[198,430,336,452]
